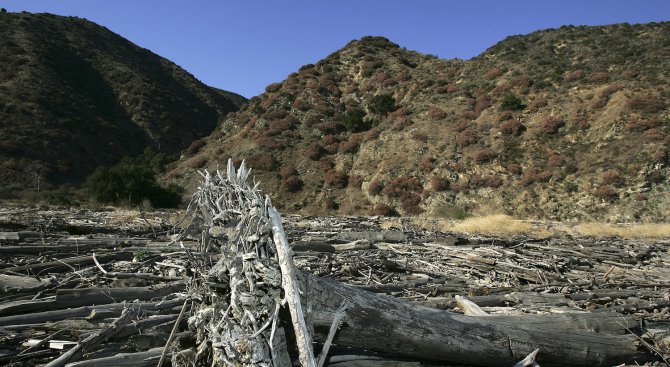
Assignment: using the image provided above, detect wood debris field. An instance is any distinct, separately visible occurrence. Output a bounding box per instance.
[1,167,669,366]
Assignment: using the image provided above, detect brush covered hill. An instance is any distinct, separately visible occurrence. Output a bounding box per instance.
[169,22,670,222]
[0,11,246,190]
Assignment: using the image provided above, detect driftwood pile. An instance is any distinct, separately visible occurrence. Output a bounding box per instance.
[0,162,669,366]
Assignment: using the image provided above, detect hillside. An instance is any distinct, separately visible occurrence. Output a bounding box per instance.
[0,11,246,191]
[169,22,670,222]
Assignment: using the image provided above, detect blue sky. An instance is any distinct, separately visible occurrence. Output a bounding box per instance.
[2,1,668,98]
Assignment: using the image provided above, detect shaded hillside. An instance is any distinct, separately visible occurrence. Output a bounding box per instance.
[169,22,670,222]
[0,11,246,190]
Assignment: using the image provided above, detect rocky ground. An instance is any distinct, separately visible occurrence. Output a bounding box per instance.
[0,207,669,366]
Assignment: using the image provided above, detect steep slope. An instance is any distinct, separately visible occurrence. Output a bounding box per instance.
[0,11,246,190]
[169,22,670,222]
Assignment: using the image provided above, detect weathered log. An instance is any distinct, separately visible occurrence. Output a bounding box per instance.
[45,307,137,367]
[0,299,185,327]
[3,252,134,274]
[63,347,164,367]
[300,271,649,366]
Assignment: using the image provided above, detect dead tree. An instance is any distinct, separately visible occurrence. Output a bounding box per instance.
[174,159,656,366]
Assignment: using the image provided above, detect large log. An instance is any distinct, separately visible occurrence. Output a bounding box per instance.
[299,271,648,367]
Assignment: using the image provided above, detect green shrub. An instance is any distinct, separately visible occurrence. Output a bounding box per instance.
[84,149,182,208]
[499,93,525,111]
[369,93,396,115]
[341,108,371,132]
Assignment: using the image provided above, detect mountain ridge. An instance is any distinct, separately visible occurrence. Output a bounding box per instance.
[0,11,246,191]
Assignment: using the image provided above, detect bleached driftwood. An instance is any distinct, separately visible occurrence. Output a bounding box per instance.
[176,159,655,367]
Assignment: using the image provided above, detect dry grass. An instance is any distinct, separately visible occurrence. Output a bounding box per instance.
[570,222,670,239]
[379,215,549,238]
[449,215,544,237]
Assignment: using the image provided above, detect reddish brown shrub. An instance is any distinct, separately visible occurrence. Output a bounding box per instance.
[255,136,282,150]
[280,164,299,178]
[317,121,343,134]
[547,150,565,167]
[325,169,348,188]
[304,143,326,161]
[418,156,436,173]
[507,164,522,175]
[644,128,666,141]
[519,169,552,186]
[185,139,206,156]
[292,98,311,111]
[187,155,207,169]
[535,117,564,135]
[262,109,288,121]
[576,119,591,130]
[624,118,661,132]
[600,170,624,187]
[635,193,648,201]
[627,95,665,114]
[364,128,381,141]
[563,70,584,82]
[461,111,479,120]
[451,162,465,173]
[474,97,494,115]
[594,186,618,201]
[455,130,478,147]
[588,71,609,83]
[455,120,471,132]
[649,170,665,184]
[511,76,533,89]
[318,157,334,172]
[322,134,339,145]
[430,176,450,191]
[368,180,384,195]
[472,175,502,188]
[528,97,548,112]
[338,140,359,154]
[349,175,364,189]
[485,68,504,80]
[265,117,297,136]
[428,106,447,120]
[265,82,281,93]
[303,115,320,127]
[246,152,276,171]
[392,117,413,131]
[370,203,398,216]
[280,176,303,193]
[473,148,497,164]
[451,181,469,193]
[383,176,423,199]
[388,106,410,119]
[323,198,339,210]
[499,120,526,136]
[412,133,429,143]
[401,195,424,215]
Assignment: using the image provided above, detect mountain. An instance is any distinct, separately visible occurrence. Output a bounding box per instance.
[169,22,670,222]
[0,11,246,191]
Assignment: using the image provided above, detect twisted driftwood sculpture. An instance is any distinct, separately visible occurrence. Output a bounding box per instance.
[173,159,656,367]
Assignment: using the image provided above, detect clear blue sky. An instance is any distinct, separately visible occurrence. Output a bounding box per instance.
[2,1,668,98]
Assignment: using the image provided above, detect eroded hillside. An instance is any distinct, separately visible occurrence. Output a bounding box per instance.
[169,23,670,222]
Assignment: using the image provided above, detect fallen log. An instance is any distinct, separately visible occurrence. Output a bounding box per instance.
[302,271,646,366]
[2,252,134,275]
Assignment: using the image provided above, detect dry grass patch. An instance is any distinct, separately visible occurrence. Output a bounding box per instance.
[450,215,543,237]
[571,222,670,239]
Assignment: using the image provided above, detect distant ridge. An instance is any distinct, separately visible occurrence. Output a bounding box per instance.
[0,11,246,189]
